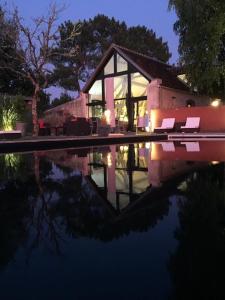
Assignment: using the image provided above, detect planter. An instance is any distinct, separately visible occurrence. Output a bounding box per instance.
[97,125,111,136]
[16,121,27,136]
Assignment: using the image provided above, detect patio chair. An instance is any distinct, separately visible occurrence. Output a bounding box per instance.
[154,118,175,133]
[180,117,200,133]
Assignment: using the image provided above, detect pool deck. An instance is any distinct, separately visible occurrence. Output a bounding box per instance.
[0,133,167,153]
[168,132,225,140]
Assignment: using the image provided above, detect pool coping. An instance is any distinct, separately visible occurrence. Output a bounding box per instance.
[0,133,167,153]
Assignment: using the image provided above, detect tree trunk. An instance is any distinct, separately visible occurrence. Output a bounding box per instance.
[32,85,40,136]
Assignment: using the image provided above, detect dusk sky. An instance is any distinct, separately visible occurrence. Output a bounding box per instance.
[6,0,179,63]
[5,0,179,98]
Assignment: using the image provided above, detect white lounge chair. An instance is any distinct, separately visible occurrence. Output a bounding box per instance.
[180,117,200,133]
[154,118,175,133]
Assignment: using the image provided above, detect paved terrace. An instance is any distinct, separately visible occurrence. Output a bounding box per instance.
[168,132,225,140]
[0,133,167,153]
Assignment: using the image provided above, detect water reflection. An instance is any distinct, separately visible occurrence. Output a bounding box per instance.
[168,163,225,300]
[1,141,225,299]
[0,143,171,267]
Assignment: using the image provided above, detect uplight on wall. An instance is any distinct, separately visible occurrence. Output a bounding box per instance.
[211,99,221,107]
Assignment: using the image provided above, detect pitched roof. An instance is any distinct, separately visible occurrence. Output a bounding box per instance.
[82,44,189,93]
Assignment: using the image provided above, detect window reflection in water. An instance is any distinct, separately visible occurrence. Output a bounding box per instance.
[89,144,150,211]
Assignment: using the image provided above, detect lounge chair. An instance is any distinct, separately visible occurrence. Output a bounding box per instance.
[154,118,175,133]
[180,117,200,133]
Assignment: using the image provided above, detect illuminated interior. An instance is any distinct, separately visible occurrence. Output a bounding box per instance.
[117,54,128,73]
[89,80,102,101]
[104,56,114,75]
[131,72,148,97]
[87,51,150,130]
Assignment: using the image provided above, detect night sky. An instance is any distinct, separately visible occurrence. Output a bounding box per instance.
[6,0,179,63]
[5,0,179,97]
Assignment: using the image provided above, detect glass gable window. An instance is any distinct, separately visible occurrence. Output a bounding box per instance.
[131,72,149,97]
[115,100,128,122]
[114,75,128,99]
[89,80,102,102]
[104,56,114,75]
[117,54,128,73]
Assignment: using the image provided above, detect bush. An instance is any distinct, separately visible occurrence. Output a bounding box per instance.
[0,94,26,130]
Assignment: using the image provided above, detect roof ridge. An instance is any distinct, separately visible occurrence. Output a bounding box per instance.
[112,43,172,67]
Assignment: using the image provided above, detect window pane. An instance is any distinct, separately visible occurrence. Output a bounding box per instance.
[131,72,148,97]
[138,100,147,117]
[115,100,128,122]
[89,80,102,101]
[117,54,128,73]
[89,105,103,118]
[114,75,128,99]
[104,56,114,75]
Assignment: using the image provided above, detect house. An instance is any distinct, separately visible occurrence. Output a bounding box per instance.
[82,43,210,131]
[44,43,212,132]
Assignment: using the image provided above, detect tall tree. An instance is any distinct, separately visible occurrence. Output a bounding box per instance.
[0,4,80,135]
[0,6,32,95]
[52,14,171,92]
[169,0,225,97]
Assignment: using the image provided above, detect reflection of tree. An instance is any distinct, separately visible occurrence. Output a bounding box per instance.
[0,149,171,265]
[0,179,34,269]
[169,164,225,300]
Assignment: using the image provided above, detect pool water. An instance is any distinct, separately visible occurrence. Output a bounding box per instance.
[0,141,225,300]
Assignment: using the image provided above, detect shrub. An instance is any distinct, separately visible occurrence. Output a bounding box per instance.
[0,94,26,130]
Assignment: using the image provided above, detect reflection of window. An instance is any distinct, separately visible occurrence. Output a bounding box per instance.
[132,171,149,193]
[116,170,129,193]
[104,56,114,75]
[131,72,148,97]
[89,80,102,101]
[91,167,105,188]
[115,100,128,121]
[117,54,128,73]
[116,146,128,168]
[114,75,128,99]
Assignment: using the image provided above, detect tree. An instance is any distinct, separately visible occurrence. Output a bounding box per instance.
[52,14,171,92]
[0,6,32,95]
[0,3,80,135]
[169,0,225,97]
[50,92,73,109]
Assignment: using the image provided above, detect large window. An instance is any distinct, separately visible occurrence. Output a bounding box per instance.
[115,100,128,121]
[90,105,103,118]
[131,72,149,97]
[104,56,114,75]
[117,54,128,73]
[114,75,128,99]
[89,80,102,102]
